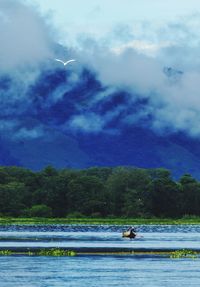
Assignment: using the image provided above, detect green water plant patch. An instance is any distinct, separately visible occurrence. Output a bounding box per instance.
[170,249,198,259]
[38,248,76,256]
[0,250,12,256]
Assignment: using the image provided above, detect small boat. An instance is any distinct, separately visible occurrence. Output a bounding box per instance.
[122,228,136,239]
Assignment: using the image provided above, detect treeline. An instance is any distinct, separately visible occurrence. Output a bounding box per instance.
[0,165,200,218]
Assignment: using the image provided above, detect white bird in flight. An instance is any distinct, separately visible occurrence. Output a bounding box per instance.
[55,58,76,66]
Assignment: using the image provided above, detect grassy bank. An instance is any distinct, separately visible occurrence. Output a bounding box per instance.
[1,216,200,225]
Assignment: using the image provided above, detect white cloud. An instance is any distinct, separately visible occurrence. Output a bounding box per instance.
[112,40,172,57]
[75,14,200,137]
[13,126,44,140]
[0,119,19,131]
[2,0,200,140]
[69,113,104,132]
[0,0,54,72]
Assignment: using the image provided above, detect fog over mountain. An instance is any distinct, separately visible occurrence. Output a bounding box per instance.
[1,0,200,178]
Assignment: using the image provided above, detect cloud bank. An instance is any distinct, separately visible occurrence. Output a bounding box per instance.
[1,0,200,142]
[0,0,55,71]
[76,17,200,137]
[0,0,55,139]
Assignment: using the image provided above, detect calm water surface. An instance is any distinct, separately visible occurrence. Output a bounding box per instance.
[0,225,200,286]
[0,255,200,287]
[0,224,200,250]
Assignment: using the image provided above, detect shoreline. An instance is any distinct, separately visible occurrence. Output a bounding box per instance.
[0,217,200,225]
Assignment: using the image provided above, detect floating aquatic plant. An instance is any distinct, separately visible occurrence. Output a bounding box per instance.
[170,249,198,259]
[0,250,12,256]
[38,248,76,256]
[0,249,76,256]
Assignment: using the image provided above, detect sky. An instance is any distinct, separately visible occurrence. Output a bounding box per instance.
[1,0,200,140]
[25,0,200,54]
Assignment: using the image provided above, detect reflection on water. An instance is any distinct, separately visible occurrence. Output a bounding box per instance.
[0,255,200,287]
[0,225,200,250]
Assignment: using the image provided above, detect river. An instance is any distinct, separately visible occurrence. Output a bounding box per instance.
[0,224,200,286]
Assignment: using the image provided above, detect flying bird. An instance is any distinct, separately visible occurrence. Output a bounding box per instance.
[55,58,76,66]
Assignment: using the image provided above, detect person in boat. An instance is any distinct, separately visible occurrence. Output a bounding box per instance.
[122,226,137,238]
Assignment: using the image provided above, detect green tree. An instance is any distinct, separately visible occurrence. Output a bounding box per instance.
[106,167,152,217]
[25,204,52,217]
[68,175,106,216]
[0,182,26,216]
[179,174,200,216]
[151,170,181,217]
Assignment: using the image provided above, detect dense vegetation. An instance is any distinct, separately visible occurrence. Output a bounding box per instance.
[0,165,200,218]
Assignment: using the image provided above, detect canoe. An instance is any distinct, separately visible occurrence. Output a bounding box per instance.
[122,230,136,239]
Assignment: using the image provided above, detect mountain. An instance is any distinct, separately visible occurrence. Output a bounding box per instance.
[1,65,200,179]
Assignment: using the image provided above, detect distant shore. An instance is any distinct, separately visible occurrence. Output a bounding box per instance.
[0,217,200,225]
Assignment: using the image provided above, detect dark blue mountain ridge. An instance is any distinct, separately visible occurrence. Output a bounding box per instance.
[0,64,200,179]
